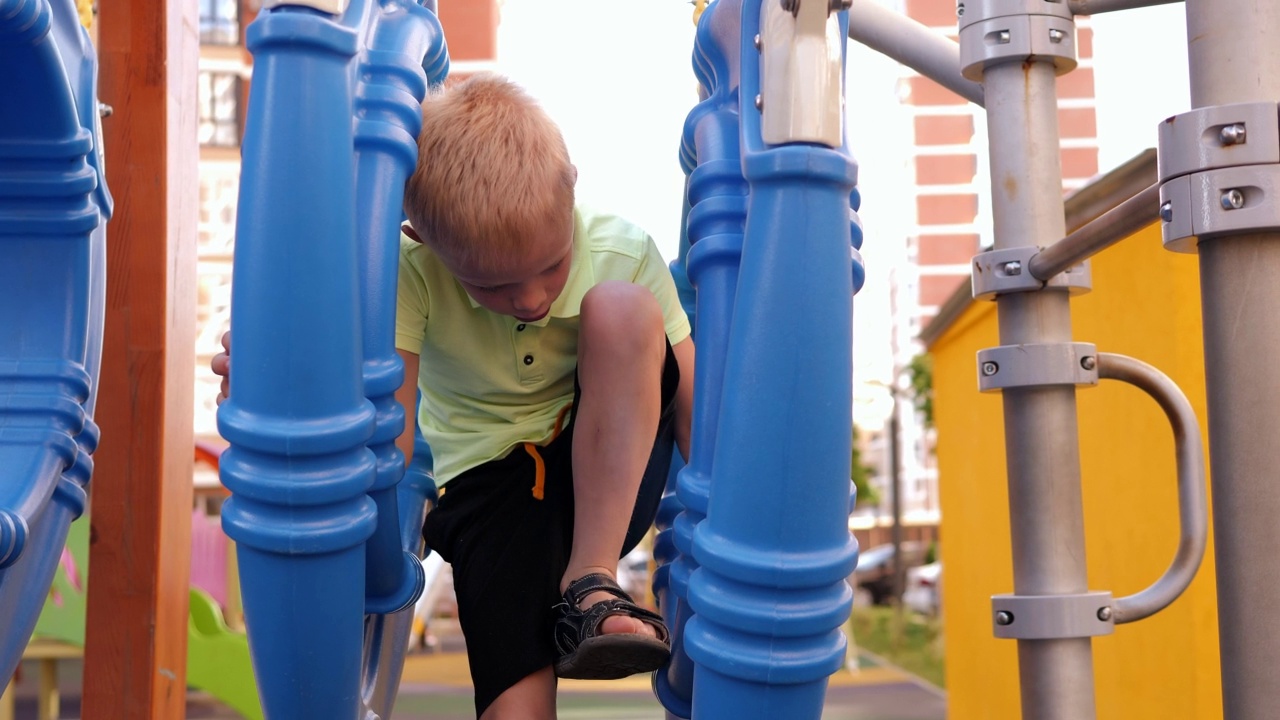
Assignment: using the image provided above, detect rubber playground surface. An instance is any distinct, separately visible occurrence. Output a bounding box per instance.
[383,649,946,720]
[10,647,945,720]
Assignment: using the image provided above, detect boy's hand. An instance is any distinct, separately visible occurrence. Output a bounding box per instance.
[211,331,231,405]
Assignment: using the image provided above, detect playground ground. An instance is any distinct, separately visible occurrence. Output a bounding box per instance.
[6,644,946,720]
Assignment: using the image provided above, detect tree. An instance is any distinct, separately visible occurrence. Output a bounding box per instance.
[851,425,880,507]
[906,353,934,429]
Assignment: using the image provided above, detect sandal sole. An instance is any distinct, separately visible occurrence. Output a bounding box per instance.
[554,635,671,680]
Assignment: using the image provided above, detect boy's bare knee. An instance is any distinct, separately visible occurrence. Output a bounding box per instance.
[481,667,556,720]
[580,281,665,356]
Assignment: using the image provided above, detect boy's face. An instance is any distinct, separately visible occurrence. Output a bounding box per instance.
[445,217,574,323]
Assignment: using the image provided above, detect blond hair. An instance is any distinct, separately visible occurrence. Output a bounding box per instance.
[404,74,576,271]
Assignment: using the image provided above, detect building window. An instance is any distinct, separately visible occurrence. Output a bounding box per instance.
[199,72,242,148]
[200,0,239,45]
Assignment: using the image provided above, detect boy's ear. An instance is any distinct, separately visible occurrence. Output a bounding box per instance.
[401,223,424,243]
[570,164,578,186]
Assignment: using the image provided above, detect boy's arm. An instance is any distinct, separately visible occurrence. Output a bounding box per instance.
[395,348,420,465]
[673,337,694,463]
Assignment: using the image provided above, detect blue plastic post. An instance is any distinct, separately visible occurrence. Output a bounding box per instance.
[352,0,447,617]
[0,0,109,684]
[217,2,381,716]
[652,193,697,720]
[683,2,861,718]
[654,5,748,716]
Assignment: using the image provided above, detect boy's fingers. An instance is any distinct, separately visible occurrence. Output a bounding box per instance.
[220,331,232,351]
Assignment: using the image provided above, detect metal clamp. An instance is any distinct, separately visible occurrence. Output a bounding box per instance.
[971,247,1091,301]
[759,0,845,147]
[958,0,1077,82]
[992,591,1115,640]
[1160,164,1280,252]
[1157,102,1280,183]
[977,342,1098,392]
[1158,102,1280,252]
[261,0,349,13]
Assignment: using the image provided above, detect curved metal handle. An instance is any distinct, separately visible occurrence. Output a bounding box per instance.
[1096,352,1208,624]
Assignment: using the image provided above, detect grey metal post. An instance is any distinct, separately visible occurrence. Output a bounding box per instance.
[984,57,1098,720]
[1182,1,1280,716]
[889,394,904,605]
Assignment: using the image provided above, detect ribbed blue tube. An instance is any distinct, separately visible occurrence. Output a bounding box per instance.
[683,3,860,718]
[654,6,747,717]
[652,190,695,720]
[218,4,380,717]
[0,0,108,685]
[353,0,444,618]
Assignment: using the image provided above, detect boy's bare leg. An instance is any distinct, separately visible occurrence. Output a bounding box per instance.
[564,281,666,637]
[481,667,556,720]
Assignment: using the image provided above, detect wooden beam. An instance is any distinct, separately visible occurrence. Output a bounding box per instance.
[82,0,199,716]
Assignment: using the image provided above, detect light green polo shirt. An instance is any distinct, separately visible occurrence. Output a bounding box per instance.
[395,205,691,486]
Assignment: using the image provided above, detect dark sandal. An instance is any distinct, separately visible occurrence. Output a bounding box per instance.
[553,573,671,680]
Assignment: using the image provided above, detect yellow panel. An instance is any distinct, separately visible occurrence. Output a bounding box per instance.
[929,222,1222,719]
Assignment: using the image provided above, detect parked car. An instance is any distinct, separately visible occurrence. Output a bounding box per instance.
[853,541,928,606]
[902,561,942,616]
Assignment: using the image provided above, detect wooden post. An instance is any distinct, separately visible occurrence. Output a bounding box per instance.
[82,0,199,716]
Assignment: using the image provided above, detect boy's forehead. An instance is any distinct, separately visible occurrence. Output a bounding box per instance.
[451,231,573,286]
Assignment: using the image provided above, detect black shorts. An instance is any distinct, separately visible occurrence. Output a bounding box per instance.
[421,340,680,717]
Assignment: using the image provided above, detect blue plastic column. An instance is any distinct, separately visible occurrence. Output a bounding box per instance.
[654,4,748,716]
[650,187,696,720]
[217,2,380,717]
[352,0,447,617]
[0,0,109,684]
[683,2,861,718]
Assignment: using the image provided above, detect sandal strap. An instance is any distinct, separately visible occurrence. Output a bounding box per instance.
[562,572,634,607]
[554,574,671,655]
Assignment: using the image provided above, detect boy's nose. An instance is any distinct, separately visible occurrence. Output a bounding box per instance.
[512,285,545,313]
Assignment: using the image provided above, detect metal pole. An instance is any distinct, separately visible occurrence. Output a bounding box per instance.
[1183,1,1280,716]
[889,395,903,605]
[984,58,1097,719]
[1028,182,1161,281]
[847,0,984,107]
[1068,0,1181,16]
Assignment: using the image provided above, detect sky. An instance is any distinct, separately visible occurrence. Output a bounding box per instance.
[489,0,1191,427]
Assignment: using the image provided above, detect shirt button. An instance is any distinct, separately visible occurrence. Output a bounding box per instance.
[517,324,526,332]
[523,354,534,365]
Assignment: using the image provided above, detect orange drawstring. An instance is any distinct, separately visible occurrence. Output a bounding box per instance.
[525,401,575,500]
[523,442,546,500]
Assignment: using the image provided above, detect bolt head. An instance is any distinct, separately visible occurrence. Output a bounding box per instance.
[755,94,764,111]
[1048,28,1065,43]
[1081,355,1096,371]
[1097,606,1113,622]
[1221,188,1245,211]
[1160,201,1174,223]
[981,361,999,377]
[754,33,763,51]
[1220,123,1247,146]
[996,30,1011,44]
[995,610,1014,626]
[1001,260,1022,276]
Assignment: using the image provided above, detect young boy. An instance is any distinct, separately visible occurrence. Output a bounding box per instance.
[215,73,695,720]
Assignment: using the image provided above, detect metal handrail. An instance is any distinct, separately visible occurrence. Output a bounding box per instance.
[1028,182,1162,281]
[846,0,985,107]
[1096,352,1208,624]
